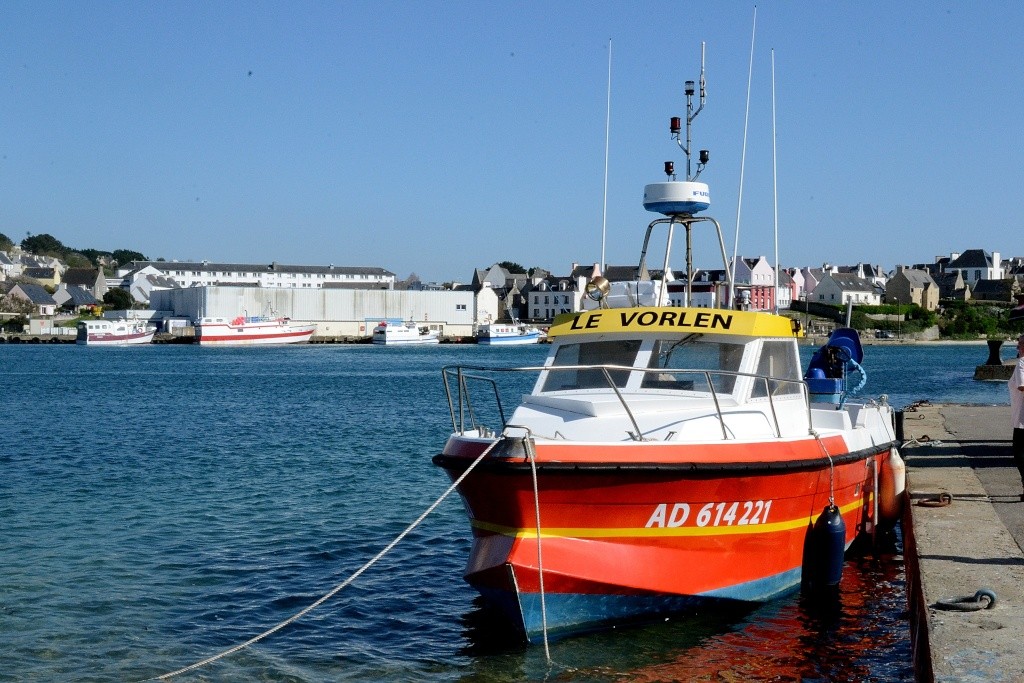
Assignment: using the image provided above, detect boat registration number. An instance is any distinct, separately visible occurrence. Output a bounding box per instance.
[644,501,773,528]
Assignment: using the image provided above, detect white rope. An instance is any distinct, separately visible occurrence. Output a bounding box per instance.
[152,439,500,680]
[810,429,835,505]
[524,434,551,662]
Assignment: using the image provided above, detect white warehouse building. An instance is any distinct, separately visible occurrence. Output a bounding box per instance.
[150,286,476,339]
[118,260,395,289]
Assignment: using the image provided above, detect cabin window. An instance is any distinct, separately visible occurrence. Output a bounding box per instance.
[750,340,804,398]
[541,340,642,391]
[642,337,743,394]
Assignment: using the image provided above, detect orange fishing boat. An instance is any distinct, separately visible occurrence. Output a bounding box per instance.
[433,47,903,644]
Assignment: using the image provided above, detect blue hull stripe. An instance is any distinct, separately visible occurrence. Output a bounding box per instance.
[479,567,803,642]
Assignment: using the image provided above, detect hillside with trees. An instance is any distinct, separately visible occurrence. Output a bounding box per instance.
[7,232,146,273]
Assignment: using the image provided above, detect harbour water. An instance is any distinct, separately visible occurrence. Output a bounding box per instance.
[1,342,1007,681]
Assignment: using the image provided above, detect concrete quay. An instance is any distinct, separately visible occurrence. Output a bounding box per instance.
[901,402,1024,682]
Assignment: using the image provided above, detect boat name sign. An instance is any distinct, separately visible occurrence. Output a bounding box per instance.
[552,307,797,338]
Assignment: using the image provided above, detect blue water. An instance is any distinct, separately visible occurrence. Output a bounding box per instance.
[0,342,1005,681]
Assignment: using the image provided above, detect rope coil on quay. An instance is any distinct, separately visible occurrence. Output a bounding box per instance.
[149,438,501,681]
[934,589,998,612]
[916,492,953,508]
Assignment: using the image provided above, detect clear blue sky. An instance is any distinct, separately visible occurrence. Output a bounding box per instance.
[2,1,1021,282]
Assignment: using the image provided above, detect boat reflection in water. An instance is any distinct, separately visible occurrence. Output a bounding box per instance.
[457,530,911,682]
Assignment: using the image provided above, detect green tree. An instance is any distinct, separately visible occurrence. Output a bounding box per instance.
[0,232,13,252]
[102,288,133,310]
[21,233,66,257]
[497,261,527,274]
[78,248,109,266]
[64,252,94,269]
[112,249,146,266]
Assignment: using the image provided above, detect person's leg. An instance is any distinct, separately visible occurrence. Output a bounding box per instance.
[1014,428,1024,499]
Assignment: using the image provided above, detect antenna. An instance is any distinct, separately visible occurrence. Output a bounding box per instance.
[600,38,612,272]
[772,48,779,315]
[672,42,708,181]
[731,5,757,308]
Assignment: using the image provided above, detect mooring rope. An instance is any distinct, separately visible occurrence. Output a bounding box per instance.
[523,433,551,662]
[152,439,500,681]
[810,429,836,505]
[916,492,953,508]
[934,588,997,611]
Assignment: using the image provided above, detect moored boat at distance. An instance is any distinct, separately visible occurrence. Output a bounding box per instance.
[432,47,903,644]
[476,322,544,346]
[194,314,315,346]
[76,318,156,346]
[371,320,440,345]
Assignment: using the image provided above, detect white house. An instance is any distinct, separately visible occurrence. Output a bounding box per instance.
[788,268,806,300]
[528,278,578,321]
[0,252,22,280]
[945,249,1003,291]
[124,266,182,305]
[8,283,57,316]
[667,269,727,308]
[800,267,824,297]
[813,273,880,306]
[776,270,794,310]
[733,256,776,312]
[473,285,501,327]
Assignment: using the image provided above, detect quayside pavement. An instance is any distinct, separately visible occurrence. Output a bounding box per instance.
[901,402,1024,682]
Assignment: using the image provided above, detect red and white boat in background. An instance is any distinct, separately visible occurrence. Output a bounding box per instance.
[76,318,156,346]
[433,51,903,644]
[194,313,315,346]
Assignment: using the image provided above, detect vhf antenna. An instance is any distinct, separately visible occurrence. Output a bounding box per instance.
[669,41,709,181]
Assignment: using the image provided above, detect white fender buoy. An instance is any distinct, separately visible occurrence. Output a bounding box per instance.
[878,448,906,525]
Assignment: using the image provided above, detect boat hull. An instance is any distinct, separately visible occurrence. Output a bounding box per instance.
[195,324,315,346]
[435,436,896,641]
[478,333,541,345]
[372,337,440,345]
[76,331,156,346]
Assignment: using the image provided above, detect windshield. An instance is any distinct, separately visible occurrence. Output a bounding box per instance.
[750,340,804,397]
[641,336,745,395]
[540,339,642,391]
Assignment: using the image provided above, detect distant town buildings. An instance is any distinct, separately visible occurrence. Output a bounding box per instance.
[2,243,1024,332]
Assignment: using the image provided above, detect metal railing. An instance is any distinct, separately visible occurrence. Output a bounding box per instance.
[442,363,812,442]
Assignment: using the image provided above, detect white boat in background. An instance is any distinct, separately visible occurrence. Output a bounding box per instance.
[76,319,156,346]
[371,320,439,345]
[476,322,544,346]
[195,314,315,346]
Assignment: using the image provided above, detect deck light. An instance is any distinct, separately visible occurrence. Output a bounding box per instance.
[585,276,611,302]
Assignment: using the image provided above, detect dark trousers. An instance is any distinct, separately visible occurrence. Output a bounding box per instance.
[1014,428,1024,487]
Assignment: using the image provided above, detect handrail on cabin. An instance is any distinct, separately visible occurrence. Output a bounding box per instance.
[442,364,811,441]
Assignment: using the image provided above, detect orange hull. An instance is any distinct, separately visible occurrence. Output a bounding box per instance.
[435,436,896,640]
